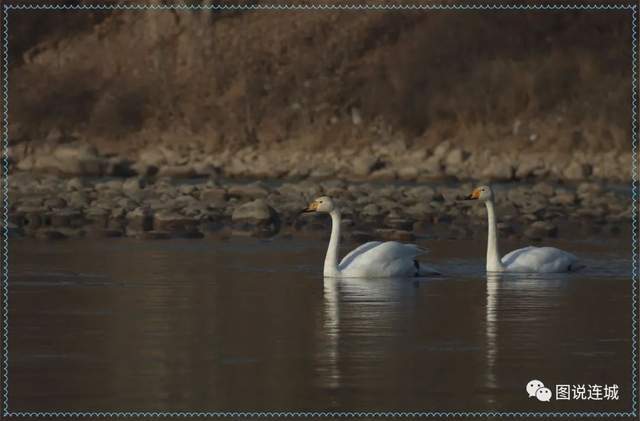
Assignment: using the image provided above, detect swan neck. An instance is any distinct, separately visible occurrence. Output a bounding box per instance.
[485,200,504,272]
[324,210,341,277]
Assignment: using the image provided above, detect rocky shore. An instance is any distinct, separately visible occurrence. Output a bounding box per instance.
[9,141,632,183]
[6,170,631,242]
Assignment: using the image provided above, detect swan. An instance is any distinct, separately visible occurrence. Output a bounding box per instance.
[464,185,581,273]
[301,196,439,278]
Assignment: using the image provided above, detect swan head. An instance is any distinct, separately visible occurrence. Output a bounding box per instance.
[465,185,493,202]
[301,196,335,213]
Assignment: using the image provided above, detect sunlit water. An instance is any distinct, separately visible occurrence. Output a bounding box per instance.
[6,237,634,412]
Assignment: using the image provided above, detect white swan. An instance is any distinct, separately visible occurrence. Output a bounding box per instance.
[464,185,581,273]
[301,196,439,278]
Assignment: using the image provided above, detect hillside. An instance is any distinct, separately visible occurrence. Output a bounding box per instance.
[5,3,635,181]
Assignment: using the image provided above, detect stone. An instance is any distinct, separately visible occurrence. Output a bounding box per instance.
[563,161,591,180]
[361,203,381,218]
[126,207,153,232]
[532,182,555,197]
[384,217,415,231]
[200,188,228,203]
[158,165,197,178]
[374,228,415,242]
[139,231,172,240]
[432,141,451,159]
[524,221,558,239]
[444,148,466,167]
[50,209,83,228]
[352,155,382,177]
[44,197,67,209]
[481,157,513,181]
[68,191,89,208]
[35,229,67,240]
[577,182,603,199]
[85,208,110,228]
[550,189,576,206]
[66,178,85,191]
[154,211,199,233]
[231,199,280,237]
[87,228,124,238]
[228,183,269,199]
[32,144,106,176]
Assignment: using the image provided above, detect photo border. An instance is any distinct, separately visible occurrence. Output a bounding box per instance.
[1,2,638,418]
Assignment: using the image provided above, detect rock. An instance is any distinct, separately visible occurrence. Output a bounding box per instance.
[577,182,603,199]
[550,189,576,206]
[515,158,547,179]
[432,141,451,159]
[139,230,172,240]
[532,182,555,197]
[16,207,45,230]
[524,221,558,239]
[200,188,228,203]
[86,228,124,238]
[384,216,415,231]
[158,165,197,178]
[67,191,89,209]
[33,144,106,176]
[352,155,382,177]
[422,155,442,177]
[66,178,85,191]
[444,148,466,167]
[6,222,24,238]
[35,229,67,240]
[117,197,138,211]
[107,157,136,177]
[361,203,381,218]
[563,161,591,180]
[50,209,83,228]
[44,197,67,209]
[348,230,376,243]
[122,177,148,199]
[228,183,269,199]
[126,207,153,232]
[374,228,415,242]
[397,165,419,180]
[231,199,280,237]
[85,208,110,228]
[351,107,363,125]
[154,211,199,233]
[481,157,513,181]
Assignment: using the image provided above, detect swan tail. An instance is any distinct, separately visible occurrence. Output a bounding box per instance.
[568,262,586,272]
[415,260,440,276]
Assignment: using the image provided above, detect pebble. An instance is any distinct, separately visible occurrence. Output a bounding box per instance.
[6,172,631,241]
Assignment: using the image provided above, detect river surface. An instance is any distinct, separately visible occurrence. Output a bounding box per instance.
[6,236,635,413]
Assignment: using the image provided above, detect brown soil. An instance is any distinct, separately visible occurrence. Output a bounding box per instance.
[5,1,634,157]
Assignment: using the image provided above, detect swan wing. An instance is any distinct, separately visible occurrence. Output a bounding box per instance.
[339,241,426,277]
[501,246,578,273]
[338,241,383,268]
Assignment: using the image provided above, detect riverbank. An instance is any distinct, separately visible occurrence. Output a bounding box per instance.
[9,140,633,183]
[6,171,631,242]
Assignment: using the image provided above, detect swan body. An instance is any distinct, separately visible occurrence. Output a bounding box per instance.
[465,185,580,273]
[500,246,578,273]
[302,196,439,278]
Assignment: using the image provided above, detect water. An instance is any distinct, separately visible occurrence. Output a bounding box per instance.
[6,236,634,412]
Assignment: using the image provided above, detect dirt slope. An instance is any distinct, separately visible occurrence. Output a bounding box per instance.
[6,3,634,159]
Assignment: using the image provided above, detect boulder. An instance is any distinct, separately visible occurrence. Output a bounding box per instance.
[231,199,280,237]
[154,211,199,233]
[31,144,106,176]
[126,207,153,232]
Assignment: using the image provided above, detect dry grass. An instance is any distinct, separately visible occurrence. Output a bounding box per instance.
[8,8,632,153]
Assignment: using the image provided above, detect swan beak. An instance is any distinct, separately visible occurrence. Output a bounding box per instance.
[464,189,481,200]
[300,201,319,214]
